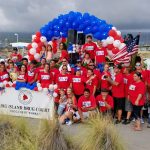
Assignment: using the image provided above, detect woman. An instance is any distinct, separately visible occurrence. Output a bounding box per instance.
[59,42,69,61]
[15,65,27,90]
[59,88,78,125]
[37,63,53,88]
[40,45,46,61]
[46,44,53,62]
[128,72,146,131]
[85,69,97,95]
[0,62,9,83]
[101,63,111,91]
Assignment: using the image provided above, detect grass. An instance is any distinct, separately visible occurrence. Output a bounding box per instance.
[77,114,126,150]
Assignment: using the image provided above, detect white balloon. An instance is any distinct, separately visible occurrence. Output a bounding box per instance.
[37,83,41,87]
[119,43,126,50]
[48,41,53,46]
[113,40,121,48]
[0,82,4,87]
[34,53,40,60]
[117,31,121,36]
[53,92,58,98]
[29,48,36,55]
[40,36,47,42]
[49,84,54,91]
[112,27,117,31]
[8,81,13,86]
[53,84,58,90]
[32,35,36,41]
[107,50,114,58]
[102,40,108,47]
[31,42,38,49]
[38,87,43,91]
[13,81,16,84]
[106,36,114,44]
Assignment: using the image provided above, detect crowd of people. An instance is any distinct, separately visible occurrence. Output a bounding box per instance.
[0,35,150,131]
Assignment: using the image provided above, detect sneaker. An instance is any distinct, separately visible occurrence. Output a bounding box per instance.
[115,120,122,124]
[66,120,73,126]
[122,119,130,125]
[147,124,150,128]
[140,118,145,124]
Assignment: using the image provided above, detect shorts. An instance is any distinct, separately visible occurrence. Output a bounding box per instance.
[57,105,65,116]
[26,82,37,90]
[133,105,143,120]
[125,98,133,112]
[114,97,125,111]
[15,81,26,90]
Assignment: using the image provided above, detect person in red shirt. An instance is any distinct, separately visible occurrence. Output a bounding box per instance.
[50,60,60,84]
[82,35,97,60]
[85,69,97,95]
[26,60,38,90]
[59,42,69,61]
[106,64,125,124]
[37,58,46,73]
[56,65,71,90]
[96,88,114,114]
[59,88,78,125]
[122,67,134,125]
[78,89,97,121]
[71,68,86,100]
[95,41,107,65]
[128,72,146,131]
[101,63,111,91]
[15,64,27,90]
[37,63,54,88]
[0,62,9,82]
[10,47,22,64]
[88,62,101,91]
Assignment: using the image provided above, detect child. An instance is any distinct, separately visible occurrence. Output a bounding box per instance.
[57,89,67,116]
[82,53,92,66]
[46,44,53,62]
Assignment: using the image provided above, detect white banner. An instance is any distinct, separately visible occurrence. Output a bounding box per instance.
[0,88,54,119]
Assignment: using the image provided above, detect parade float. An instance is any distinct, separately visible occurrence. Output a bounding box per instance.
[0,11,136,119]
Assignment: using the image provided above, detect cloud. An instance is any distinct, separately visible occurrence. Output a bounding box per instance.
[0,0,150,32]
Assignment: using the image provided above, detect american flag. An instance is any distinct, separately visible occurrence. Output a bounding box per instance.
[112,35,140,63]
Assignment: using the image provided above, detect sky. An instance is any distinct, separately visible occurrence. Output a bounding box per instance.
[0,0,150,32]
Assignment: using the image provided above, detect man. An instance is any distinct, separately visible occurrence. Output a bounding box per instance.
[10,47,22,65]
[95,40,107,66]
[82,35,97,61]
[78,89,97,121]
[37,58,46,73]
[21,58,28,66]
[106,64,125,124]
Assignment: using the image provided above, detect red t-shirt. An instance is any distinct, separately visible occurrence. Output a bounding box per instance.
[96,95,114,112]
[85,76,97,94]
[17,72,27,81]
[128,81,146,106]
[78,95,96,112]
[37,66,44,73]
[71,75,86,95]
[50,68,60,83]
[112,73,125,98]
[123,74,133,97]
[27,67,38,83]
[95,47,107,64]
[60,50,69,60]
[101,71,111,90]
[38,72,53,88]
[82,42,97,59]
[56,73,71,89]
[10,53,22,62]
[0,71,9,82]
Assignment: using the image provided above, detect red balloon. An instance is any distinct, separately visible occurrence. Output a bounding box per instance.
[61,37,66,43]
[36,47,41,53]
[109,30,117,37]
[107,44,114,50]
[120,37,124,43]
[29,55,34,61]
[38,42,44,48]
[27,44,32,50]
[114,35,121,40]
[36,31,41,37]
[33,36,41,43]
[112,47,119,54]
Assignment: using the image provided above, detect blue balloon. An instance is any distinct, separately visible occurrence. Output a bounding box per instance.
[54,31,60,37]
[83,13,90,20]
[40,28,47,37]
[72,21,79,29]
[54,25,61,31]
[47,30,53,38]
[77,16,83,23]
[92,26,99,34]
[62,32,67,38]
[101,32,108,39]
[65,22,71,28]
[84,26,92,34]
[78,24,85,31]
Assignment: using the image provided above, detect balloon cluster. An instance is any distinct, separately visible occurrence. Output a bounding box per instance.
[102,27,126,55]
[0,81,16,88]
[40,11,113,41]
